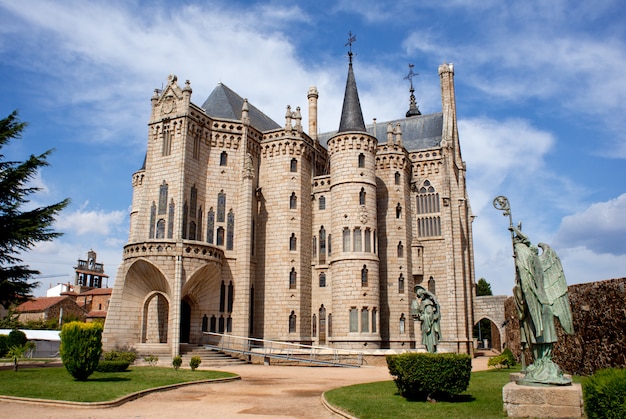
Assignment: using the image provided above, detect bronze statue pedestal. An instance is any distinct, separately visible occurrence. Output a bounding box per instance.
[503,374,583,418]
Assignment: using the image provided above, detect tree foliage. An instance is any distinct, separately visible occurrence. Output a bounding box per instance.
[60,321,103,381]
[0,111,70,308]
[476,278,493,296]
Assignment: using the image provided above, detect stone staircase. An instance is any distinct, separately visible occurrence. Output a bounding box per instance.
[179,344,249,367]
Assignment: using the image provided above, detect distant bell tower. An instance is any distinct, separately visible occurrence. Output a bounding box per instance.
[74,250,108,292]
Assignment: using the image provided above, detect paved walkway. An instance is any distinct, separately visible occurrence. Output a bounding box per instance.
[0,357,491,418]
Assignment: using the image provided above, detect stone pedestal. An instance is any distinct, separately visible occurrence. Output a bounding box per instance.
[503,380,584,418]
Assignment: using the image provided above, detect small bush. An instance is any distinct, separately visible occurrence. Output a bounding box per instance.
[95,360,131,372]
[189,355,201,371]
[386,352,472,401]
[103,350,137,364]
[172,355,182,370]
[0,334,8,357]
[60,321,103,381]
[7,329,27,349]
[143,355,159,366]
[487,348,516,369]
[583,368,626,419]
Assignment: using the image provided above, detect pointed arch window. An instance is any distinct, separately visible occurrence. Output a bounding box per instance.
[397,241,404,258]
[319,273,326,287]
[158,181,168,214]
[428,276,436,295]
[350,308,358,332]
[361,265,368,287]
[290,158,298,172]
[182,201,188,239]
[364,228,371,252]
[359,188,366,205]
[162,128,171,156]
[227,281,234,312]
[226,210,234,250]
[188,221,196,240]
[417,180,441,237]
[312,314,317,337]
[358,153,365,168]
[290,192,297,209]
[190,185,197,217]
[342,228,350,252]
[289,311,296,333]
[328,313,333,336]
[217,226,225,246]
[396,203,402,219]
[361,307,369,332]
[289,268,297,289]
[319,195,326,210]
[312,236,317,258]
[398,273,405,294]
[400,313,406,334]
[167,200,175,238]
[395,171,401,185]
[149,202,156,239]
[372,308,377,333]
[353,227,362,252]
[219,281,226,312]
[289,233,297,251]
[217,191,226,222]
[220,151,228,166]
[156,219,165,239]
[206,208,215,244]
[319,226,326,261]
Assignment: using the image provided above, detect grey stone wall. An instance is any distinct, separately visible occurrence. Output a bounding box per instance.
[504,277,626,376]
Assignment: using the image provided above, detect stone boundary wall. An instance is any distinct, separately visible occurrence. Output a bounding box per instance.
[504,277,626,376]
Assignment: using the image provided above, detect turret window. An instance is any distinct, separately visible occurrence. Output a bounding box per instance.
[290,192,297,209]
[158,182,168,214]
[226,210,234,250]
[395,172,401,185]
[361,265,368,287]
[319,195,326,210]
[398,273,405,293]
[398,241,404,258]
[359,188,366,205]
[417,180,441,237]
[207,208,215,244]
[361,307,369,333]
[353,227,362,252]
[217,191,226,222]
[220,151,228,166]
[289,311,296,333]
[358,153,365,168]
[343,228,350,252]
[290,158,298,172]
[319,273,326,287]
[289,268,297,289]
[289,233,297,251]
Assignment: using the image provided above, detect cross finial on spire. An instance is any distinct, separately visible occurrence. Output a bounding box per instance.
[404,63,418,91]
[345,31,356,63]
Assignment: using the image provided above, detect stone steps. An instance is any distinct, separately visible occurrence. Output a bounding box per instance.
[179,345,248,367]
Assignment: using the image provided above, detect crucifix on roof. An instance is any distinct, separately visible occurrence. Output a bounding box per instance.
[404,63,418,91]
[345,31,356,63]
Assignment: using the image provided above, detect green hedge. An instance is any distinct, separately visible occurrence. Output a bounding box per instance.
[583,368,626,419]
[60,322,103,381]
[103,349,137,364]
[387,352,472,401]
[95,360,131,372]
[0,334,7,357]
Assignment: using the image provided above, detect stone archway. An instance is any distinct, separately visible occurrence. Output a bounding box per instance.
[181,262,222,345]
[473,295,507,351]
[142,292,169,343]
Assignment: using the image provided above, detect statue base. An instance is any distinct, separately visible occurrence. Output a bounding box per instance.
[503,376,583,418]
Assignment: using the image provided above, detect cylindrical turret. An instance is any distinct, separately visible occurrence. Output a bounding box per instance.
[307,86,319,141]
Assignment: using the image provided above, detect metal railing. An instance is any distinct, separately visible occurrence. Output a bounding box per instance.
[203,332,363,367]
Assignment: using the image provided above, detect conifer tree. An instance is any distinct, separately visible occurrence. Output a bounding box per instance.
[0,111,70,308]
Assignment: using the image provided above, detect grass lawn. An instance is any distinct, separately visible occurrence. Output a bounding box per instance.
[0,366,237,402]
[325,367,522,419]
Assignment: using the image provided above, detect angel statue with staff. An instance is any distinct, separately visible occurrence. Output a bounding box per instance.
[493,196,574,386]
[411,285,441,353]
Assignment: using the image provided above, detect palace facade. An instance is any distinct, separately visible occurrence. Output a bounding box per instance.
[102,60,476,355]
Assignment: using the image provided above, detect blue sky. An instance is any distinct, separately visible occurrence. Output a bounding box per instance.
[1,0,625,297]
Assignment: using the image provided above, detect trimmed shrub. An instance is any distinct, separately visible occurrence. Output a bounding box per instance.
[95,360,131,372]
[103,349,137,364]
[60,321,103,381]
[488,348,517,369]
[172,355,182,370]
[7,329,27,349]
[189,355,201,371]
[386,352,472,401]
[583,368,626,419]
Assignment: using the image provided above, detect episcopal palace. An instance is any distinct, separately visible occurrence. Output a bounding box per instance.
[102,58,476,356]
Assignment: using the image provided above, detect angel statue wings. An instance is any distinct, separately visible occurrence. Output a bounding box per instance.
[411,285,441,353]
[511,223,574,385]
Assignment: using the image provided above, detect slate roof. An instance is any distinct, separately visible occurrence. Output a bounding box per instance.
[201,83,281,132]
[318,112,443,152]
[338,62,366,133]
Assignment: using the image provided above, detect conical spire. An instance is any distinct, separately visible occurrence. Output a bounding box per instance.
[338,60,366,133]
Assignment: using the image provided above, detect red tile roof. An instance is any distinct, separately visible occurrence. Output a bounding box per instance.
[16,296,68,312]
[81,288,113,296]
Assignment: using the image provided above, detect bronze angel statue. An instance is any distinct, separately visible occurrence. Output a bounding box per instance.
[511,223,574,385]
[411,285,441,353]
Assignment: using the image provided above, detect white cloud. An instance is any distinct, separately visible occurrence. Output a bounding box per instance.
[55,206,126,236]
[554,193,626,256]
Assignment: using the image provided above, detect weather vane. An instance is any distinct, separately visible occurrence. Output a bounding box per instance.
[404,63,418,91]
[345,31,356,63]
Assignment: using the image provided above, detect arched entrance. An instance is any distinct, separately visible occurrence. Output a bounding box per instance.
[180,300,191,343]
[142,292,169,343]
